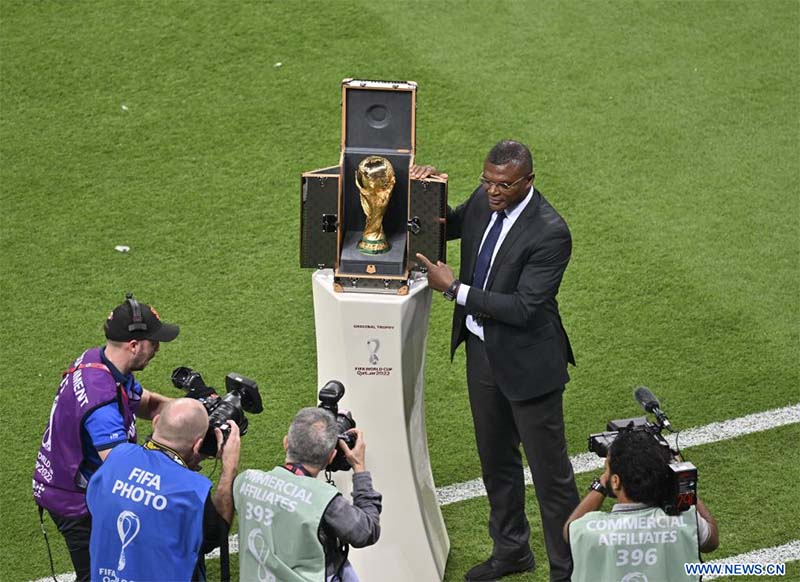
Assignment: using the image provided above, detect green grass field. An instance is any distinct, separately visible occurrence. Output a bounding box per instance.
[2,1,798,581]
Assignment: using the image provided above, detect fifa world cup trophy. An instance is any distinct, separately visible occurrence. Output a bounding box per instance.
[355,156,396,254]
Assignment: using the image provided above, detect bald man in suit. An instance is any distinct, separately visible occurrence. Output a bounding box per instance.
[415,140,579,582]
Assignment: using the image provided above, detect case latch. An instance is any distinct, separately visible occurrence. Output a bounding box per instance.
[322,214,338,233]
[407,216,421,235]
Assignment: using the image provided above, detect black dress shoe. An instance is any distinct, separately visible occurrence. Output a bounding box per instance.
[464,553,536,581]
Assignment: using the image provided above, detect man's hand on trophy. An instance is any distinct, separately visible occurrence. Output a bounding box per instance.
[415,253,455,292]
[410,164,448,180]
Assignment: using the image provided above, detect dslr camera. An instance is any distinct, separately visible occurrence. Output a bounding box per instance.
[317,380,356,472]
[172,366,264,457]
[588,386,697,515]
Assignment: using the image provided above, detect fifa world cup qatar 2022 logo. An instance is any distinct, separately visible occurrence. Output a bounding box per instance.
[367,339,380,365]
[116,511,141,571]
[248,528,276,582]
[96,511,141,582]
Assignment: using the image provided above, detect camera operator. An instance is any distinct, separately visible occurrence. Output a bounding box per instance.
[564,430,719,582]
[86,398,241,581]
[33,294,181,582]
[234,407,382,582]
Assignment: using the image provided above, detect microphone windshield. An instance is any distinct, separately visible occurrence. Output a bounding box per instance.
[634,385,660,413]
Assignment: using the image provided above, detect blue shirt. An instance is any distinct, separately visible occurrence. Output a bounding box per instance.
[79,349,141,479]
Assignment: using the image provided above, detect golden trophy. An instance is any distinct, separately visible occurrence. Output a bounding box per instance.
[355,155,395,254]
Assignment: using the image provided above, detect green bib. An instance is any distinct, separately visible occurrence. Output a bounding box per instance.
[234,467,339,582]
[569,506,701,582]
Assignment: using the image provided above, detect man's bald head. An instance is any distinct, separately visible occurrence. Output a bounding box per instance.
[153,398,209,451]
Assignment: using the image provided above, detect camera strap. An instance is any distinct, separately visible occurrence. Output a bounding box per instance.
[324,469,336,486]
[219,519,230,582]
[36,506,60,582]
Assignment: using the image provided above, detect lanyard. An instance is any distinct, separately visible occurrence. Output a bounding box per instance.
[143,439,187,468]
[283,462,312,477]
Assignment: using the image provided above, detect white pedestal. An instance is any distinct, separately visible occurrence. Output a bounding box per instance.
[311,269,450,582]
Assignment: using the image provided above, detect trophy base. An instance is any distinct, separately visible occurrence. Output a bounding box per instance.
[358,237,391,255]
[339,229,406,276]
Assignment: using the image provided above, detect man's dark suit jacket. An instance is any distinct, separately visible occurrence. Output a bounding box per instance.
[448,186,575,401]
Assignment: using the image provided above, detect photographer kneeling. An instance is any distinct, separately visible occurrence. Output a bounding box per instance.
[564,430,719,582]
[86,398,240,582]
[234,407,382,582]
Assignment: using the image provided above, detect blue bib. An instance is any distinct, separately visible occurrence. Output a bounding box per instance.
[86,443,212,582]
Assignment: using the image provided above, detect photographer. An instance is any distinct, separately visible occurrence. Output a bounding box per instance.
[564,430,719,582]
[86,398,241,581]
[33,294,179,582]
[234,407,382,582]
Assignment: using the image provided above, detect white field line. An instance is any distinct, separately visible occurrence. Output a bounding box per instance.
[436,403,800,506]
[34,540,800,582]
[32,403,800,582]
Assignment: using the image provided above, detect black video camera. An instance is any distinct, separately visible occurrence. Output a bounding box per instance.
[318,380,356,472]
[588,387,697,515]
[172,366,264,457]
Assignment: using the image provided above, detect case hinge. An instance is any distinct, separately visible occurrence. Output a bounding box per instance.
[407,216,421,235]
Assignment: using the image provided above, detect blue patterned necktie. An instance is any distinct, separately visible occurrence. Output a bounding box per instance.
[472,211,506,291]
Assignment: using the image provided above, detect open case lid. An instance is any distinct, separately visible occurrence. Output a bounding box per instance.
[341,79,416,152]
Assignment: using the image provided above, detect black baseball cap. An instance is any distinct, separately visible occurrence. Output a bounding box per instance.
[104,294,180,342]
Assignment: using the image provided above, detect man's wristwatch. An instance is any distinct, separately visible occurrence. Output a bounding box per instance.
[443,279,460,301]
[589,477,607,496]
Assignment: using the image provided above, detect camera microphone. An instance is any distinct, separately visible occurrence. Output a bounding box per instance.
[634,385,673,431]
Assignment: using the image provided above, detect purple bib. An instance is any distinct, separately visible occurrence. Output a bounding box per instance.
[33,348,139,517]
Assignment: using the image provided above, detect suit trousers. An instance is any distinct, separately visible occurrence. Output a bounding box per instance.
[466,333,579,582]
[48,510,92,582]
